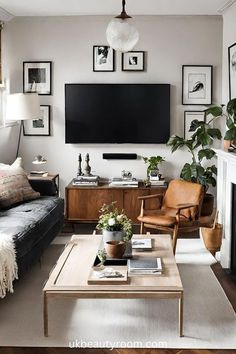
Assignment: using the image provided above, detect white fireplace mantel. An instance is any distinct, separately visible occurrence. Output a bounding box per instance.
[215,149,236,268]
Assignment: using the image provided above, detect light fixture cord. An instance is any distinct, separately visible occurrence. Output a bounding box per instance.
[122,0,126,13]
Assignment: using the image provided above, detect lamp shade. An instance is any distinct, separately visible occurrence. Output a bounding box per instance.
[6,93,40,121]
[106,18,139,53]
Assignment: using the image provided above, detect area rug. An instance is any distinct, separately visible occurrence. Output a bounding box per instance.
[0,241,235,349]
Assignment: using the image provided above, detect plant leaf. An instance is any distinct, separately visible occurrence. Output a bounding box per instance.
[204,106,223,117]
[189,119,205,132]
[198,148,216,161]
[207,128,222,140]
[227,98,236,116]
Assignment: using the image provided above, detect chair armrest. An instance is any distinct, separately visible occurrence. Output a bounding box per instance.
[138,194,163,200]
[176,203,199,212]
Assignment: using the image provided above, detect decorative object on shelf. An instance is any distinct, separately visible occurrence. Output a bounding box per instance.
[93,45,115,72]
[184,111,205,140]
[73,175,99,187]
[77,153,83,177]
[201,211,222,256]
[121,170,132,179]
[228,42,236,100]
[23,61,52,95]
[204,98,236,152]
[182,65,213,105]
[96,202,133,242]
[143,155,165,180]
[84,153,92,176]
[106,0,139,53]
[105,241,126,259]
[23,105,50,136]
[122,51,145,71]
[31,155,47,175]
[6,93,40,158]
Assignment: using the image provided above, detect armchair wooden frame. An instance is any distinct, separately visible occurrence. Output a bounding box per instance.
[138,194,201,254]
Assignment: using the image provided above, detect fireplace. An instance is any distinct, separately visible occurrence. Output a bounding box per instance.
[231,184,236,273]
[215,149,236,269]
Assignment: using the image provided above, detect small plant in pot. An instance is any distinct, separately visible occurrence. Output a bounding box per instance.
[167,116,222,215]
[204,98,236,152]
[96,202,133,244]
[143,155,165,179]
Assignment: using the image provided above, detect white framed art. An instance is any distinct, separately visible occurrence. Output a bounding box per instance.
[182,65,212,105]
[23,105,50,136]
[184,111,205,140]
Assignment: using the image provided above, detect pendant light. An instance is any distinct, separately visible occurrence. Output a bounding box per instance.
[106,0,139,53]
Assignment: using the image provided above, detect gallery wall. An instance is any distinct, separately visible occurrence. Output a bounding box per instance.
[2,15,222,195]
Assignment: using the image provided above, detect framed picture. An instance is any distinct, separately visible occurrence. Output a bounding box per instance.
[228,42,236,99]
[184,111,205,139]
[182,65,213,105]
[122,51,145,71]
[23,105,50,136]
[23,61,52,95]
[93,46,115,72]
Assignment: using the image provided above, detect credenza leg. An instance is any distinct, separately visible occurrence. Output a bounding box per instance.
[179,293,184,337]
[43,291,49,337]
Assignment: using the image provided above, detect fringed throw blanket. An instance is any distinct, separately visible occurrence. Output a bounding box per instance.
[0,233,18,298]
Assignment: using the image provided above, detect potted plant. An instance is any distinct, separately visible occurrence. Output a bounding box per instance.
[96,202,133,243]
[143,155,165,179]
[204,98,236,152]
[167,117,222,215]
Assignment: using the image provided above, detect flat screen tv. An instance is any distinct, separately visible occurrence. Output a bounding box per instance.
[65,83,170,144]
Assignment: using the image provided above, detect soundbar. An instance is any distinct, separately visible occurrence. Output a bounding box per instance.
[102,153,137,160]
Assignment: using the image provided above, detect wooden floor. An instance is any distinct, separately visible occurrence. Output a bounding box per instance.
[1,348,236,354]
[1,224,235,354]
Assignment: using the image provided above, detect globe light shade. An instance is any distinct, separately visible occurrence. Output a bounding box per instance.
[106,18,139,53]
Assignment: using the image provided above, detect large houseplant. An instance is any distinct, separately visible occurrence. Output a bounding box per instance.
[204,98,236,152]
[96,202,133,242]
[167,116,222,215]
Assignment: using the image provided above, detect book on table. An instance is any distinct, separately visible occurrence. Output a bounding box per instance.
[131,238,152,251]
[128,257,162,275]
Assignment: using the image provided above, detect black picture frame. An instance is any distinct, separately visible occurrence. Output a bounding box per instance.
[122,51,145,72]
[23,105,51,136]
[23,61,52,95]
[184,111,205,139]
[182,65,213,105]
[228,42,236,100]
[93,45,115,72]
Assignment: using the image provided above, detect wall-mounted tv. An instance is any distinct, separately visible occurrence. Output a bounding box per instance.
[65,83,170,144]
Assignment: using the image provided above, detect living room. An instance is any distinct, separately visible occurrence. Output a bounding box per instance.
[0,0,236,353]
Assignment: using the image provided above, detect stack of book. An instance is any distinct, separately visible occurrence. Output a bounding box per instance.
[149,177,166,186]
[131,238,152,252]
[109,177,139,188]
[128,257,162,275]
[73,175,99,186]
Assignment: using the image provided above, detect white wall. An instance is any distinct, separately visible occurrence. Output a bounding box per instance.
[2,15,222,195]
[222,3,236,103]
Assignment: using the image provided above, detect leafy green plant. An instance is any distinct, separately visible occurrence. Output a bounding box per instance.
[143,155,165,176]
[205,98,236,143]
[167,118,221,188]
[96,202,133,241]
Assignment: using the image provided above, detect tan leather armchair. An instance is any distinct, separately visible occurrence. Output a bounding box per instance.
[137,179,205,254]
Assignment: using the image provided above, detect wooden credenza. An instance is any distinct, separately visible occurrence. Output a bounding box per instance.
[65,181,167,223]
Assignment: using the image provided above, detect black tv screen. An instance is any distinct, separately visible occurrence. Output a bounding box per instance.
[65,83,170,144]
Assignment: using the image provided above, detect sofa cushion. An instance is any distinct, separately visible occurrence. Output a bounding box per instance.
[0,167,40,209]
[0,196,64,258]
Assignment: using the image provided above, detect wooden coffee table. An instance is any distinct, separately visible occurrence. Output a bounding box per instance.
[43,234,184,337]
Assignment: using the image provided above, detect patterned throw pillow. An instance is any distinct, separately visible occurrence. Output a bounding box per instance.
[0,167,40,209]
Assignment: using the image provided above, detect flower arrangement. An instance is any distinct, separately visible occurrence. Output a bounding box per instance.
[96,202,133,241]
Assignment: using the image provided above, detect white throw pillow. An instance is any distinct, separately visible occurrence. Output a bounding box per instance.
[0,157,23,170]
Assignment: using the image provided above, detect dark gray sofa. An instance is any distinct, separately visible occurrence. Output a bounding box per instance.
[0,183,64,276]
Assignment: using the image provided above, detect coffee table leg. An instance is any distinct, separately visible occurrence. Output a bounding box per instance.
[179,292,184,337]
[43,291,49,337]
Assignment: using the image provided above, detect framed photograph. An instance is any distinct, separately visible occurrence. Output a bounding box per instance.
[93,46,115,72]
[184,111,205,139]
[23,105,50,136]
[122,51,145,71]
[228,42,236,99]
[182,65,213,105]
[23,61,52,95]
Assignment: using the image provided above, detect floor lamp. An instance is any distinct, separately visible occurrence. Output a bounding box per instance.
[6,93,40,158]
